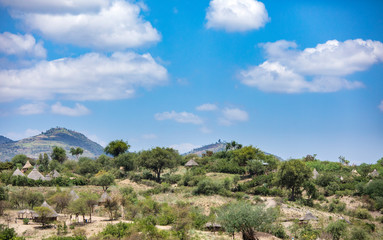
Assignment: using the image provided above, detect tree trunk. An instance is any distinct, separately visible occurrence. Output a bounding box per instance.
[242,228,258,240]
[290,187,296,201]
[156,170,161,183]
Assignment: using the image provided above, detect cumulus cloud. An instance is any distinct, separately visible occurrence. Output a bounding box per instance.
[1,0,160,50]
[16,102,46,115]
[206,0,269,32]
[169,143,200,154]
[5,128,40,140]
[155,111,203,125]
[379,100,383,112]
[219,107,249,126]
[0,52,168,102]
[240,39,383,93]
[51,102,90,116]
[0,32,46,58]
[196,103,218,111]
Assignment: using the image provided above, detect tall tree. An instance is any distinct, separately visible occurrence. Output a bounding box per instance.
[51,146,67,164]
[91,172,115,191]
[277,159,312,201]
[104,140,130,157]
[138,147,179,182]
[70,147,84,159]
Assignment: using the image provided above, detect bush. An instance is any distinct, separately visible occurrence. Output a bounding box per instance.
[350,227,370,240]
[326,220,348,240]
[192,179,222,196]
[162,173,181,184]
[101,222,132,238]
[352,208,372,220]
[23,218,29,225]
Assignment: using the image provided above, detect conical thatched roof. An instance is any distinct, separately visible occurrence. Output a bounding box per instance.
[22,160,32,170]
[70,190,80,201]
[299,211,318,221]
[12,168,25,177]
[312,169,319,179]
[368,169,379,177]
[44,175,52,181]
[98,191,111,203]
[185,159,199,167]
[27,168,45,181]
[37,201,58,217]
[351,169,360,176]
[51,170,60,178]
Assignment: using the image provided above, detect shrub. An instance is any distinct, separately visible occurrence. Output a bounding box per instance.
[350,227,370,240]
[193,179,222,196]
[326,220,348,240]
[23,218,29,225]
[101,222,133,238]
[353,208,372,220]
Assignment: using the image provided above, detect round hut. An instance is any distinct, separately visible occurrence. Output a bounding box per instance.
[27,168,45,181]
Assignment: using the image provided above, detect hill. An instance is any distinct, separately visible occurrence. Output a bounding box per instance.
[0,127,104,161]
[0,136,14,144]
[185,141,227,156]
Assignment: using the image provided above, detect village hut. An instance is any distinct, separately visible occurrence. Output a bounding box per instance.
[51,170,60,178]
[299,211,318,221]
[17,209,35,219]
[205,222,222,232]
[33,201,58,222]
[44,174,52,181]
[27,168,45,181]
[12,168,25,177]
[312,169,319,180]
[368,169,379,178]
[185,159,199,167]
[351,169,360,177]
[70,190,80,201]
[21,160,33,173]
[98,192,112,206]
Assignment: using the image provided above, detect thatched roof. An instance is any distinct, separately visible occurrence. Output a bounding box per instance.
[27,168,45,181]
[17,209,35,218]
[51,170,60,178]
[368,169,379,177]
[12,168,25,177]
[34,201,58,217]
[22,160,32,169]
[98,191,112,203]
[312,169,319,179]
[351,169,360,176]
[299,211,318,221]
[205,222,222,228]
[70,190,80,201]
[44,175,52,181]
[185,159,199,167]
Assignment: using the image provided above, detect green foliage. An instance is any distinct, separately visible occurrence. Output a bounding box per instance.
[23,218,29,225]
[34,206,55,226]
[104,139,130,157]
[43,237,86,240]
[69,147,84,159]
[25,191,44,209]
[138,147,179,182]
[0,162,13,171]
[114,153,135,171]
[192,178,224,196]
[11,154,28,166]
[350,227,371,240]
[91,172,115,191]
[326,220,348,240]
[277,159,312,201]
[38,153,50,172]
[328,199,346,213]
[217,202,278,240]
[78,157,101,175]
[0,224,22,240]
[51,146,67,164]
[351,208,372,220]
[101,222,132,238]
[49,191,71,213]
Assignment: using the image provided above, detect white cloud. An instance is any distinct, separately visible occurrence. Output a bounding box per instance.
[379,100,383,112]
[219,107,249,126]
[5,128,40,140]
[169,143,200,154]
[206,0,269,32]
[0,32,46,58]
[141,134,158,140]
[155,111,203,125]
[16,102,46,115]
[2,0,160,50]
[51,102,90,116]
[240,39,383,93]
[0,52,168,102]
[196,103,218,111]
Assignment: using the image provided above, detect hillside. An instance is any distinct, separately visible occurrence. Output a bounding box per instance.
[185,141,227,156]
[0,127,104,161]
[0,135,13,144]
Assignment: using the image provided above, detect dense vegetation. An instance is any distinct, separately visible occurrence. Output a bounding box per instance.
[0,140,382,240]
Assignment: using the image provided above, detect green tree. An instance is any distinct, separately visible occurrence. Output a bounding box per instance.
[11,154,28,166]
[34,206,55,227]
[326,220,348,240]
[39,153,50,172]
[68,198,87,223]
[138,147,179,182]
[70,147,84,159]
[114,153,135,171]
[49,191,71,213]
[83,192,98,223]
[104,140,130,157]
[104,197,119,220]
[51,146,67,164]
[25,191,44,209]
[91,172,115,191]
[277,159,312,201]
[217,202,278,240]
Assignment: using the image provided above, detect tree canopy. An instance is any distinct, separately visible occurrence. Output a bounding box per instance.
[51,146,67,164]
[70,147,84,159]
[104,140,130,157]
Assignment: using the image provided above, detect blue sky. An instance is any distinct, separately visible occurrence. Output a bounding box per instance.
[0,0,382,164]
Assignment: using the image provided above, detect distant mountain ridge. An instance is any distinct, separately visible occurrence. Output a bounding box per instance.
[0,127,104,161]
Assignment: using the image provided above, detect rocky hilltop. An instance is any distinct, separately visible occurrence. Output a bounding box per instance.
[0,127,104,161]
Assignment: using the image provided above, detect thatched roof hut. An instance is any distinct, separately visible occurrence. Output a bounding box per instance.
[17,209,35,219]
[22,160,33,173]
[70,190,80,201]
[351,169,360,177]
[185,159,199,167]
[98,192,112,205]
[368,169,379,177]
[33,201,58,221]
[27,168,45,181]
[44,174,52,181]
[299,211,318,221]
[12,168,25,177]
[205,222,222,231]
[312,169,319,180]
[51,170,60,178]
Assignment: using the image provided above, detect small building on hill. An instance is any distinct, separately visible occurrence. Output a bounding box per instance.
[33,201,58,222]
[22,160,33,173]
[368,169,380,178]
[351,169,360,177]
[185,159,199,168]
[98,192,112,206]
[70,190,80,201]
[12,168,25,177]
[27,168,45,181]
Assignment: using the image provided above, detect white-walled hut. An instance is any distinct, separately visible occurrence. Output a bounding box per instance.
[12,168,25,177]
[27,168,45,181]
